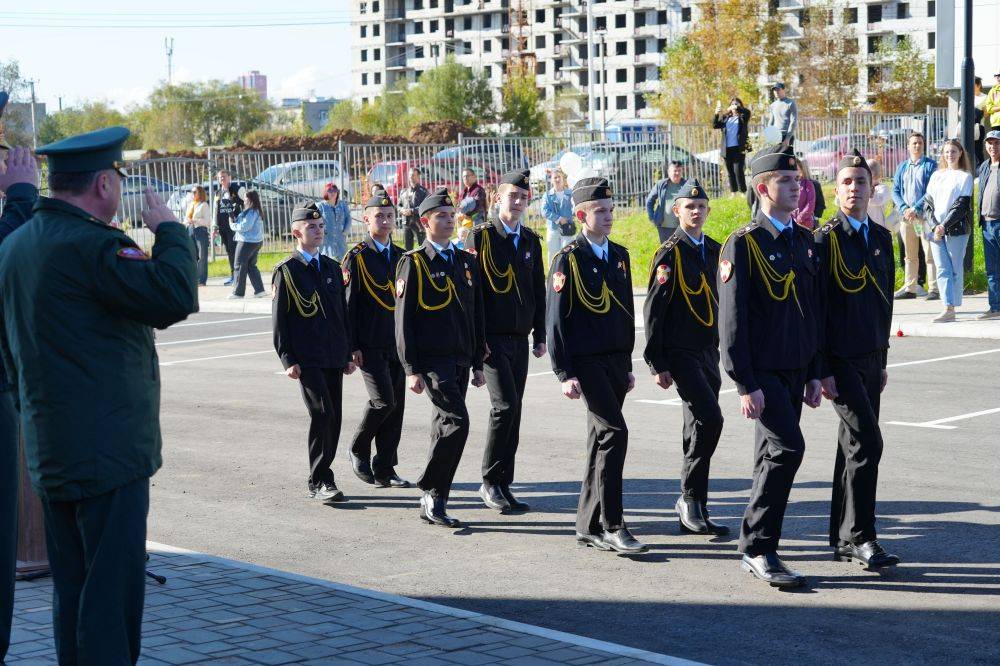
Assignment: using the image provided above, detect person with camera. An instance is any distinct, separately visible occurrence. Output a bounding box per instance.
[712,97,751,195]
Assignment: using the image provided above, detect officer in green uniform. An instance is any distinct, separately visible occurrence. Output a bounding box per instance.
[0,126,198,665]
[0,89,41,665]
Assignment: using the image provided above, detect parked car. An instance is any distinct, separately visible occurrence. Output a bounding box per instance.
[253,160,347,199]
[801,134,907,181]
[116,175,175,226]
[434,144,530,173]
[365,158,501,202]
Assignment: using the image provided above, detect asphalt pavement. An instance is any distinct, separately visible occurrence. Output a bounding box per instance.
[146,304,1000,665]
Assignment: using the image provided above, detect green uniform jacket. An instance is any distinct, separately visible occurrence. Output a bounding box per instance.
[0,197,198,501]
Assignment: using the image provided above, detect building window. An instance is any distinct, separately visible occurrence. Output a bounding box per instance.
[867,35,881,54]
[616,42,627,55]
[867,66,881,86]
[681,7,691,22]
[373,24,380,36]
[463,41,472,54]
[484,65,492,79]
[361,49,368,62]
[595,16,606,30]
[636,12,647,28]
[657,9,667,23]
[635,39,647,55]
[867,5,881,22]
[554,33,562,46]
[615,14,626,28]
[430,19,438,30]
[484,13,492,28]
[430,0,438,7]
[374,72,381,84]
[362,73,368,85]
[897,2,909,18]
[844,38,859,55]
[635,94,646,110]
[537,62,546,74]
[372,1,379,11]
[658,38,667,51]
[928,31,935,49]
[463,16,472,30]
[360,3,367,14]
[845,7,858,23]
[616,69,627,83]
[536,8,544,22]
[360,25,367,38]
[414,0,423,8]
[635,68,646,83]
[362,97,368,106]
[484,40,492,52]
[414,21,424,34]
[415,45,425,58]
[928,1,936,17]
[616,95,627,110]
[374,48,381,60]
[896,34,906,45]
[536,35,545,49]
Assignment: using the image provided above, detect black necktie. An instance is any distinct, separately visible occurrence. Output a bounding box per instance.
[309,258,320,272]
[441,248,453,265]
[860,223,869,247]
[382,247,390,265]
[781,227,794,248]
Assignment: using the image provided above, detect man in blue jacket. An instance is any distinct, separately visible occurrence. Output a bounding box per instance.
[645,161,685,243]
[891,133,938,300]
[979,130,1000,319]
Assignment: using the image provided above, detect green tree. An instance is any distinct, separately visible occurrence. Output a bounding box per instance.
[0,59,32,146]
[871,36,948,113]
[406,57,493,130]
[794,2,861,116]
[500,70,548,136]
[324,99,360,131]
[38,101,142,147]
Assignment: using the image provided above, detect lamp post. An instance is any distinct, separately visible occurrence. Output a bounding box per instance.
[959,0,975,165]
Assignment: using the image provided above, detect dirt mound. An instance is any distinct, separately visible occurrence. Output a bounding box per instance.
[407,120,480,144]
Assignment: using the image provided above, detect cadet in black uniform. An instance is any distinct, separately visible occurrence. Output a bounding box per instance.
[395,188,486,527]
[718,145,824,587]
[467,169,546,513]
[546,177,647,555]
[272,203,356,503]
[343,192,411,489]
[814,150,900,569]
[642,179,728,536]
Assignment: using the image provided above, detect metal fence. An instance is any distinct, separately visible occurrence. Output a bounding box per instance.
[101,108,955,254]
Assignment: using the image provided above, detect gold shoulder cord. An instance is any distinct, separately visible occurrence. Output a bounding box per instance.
[478,229,522,302]
[355,253,396,311]
[565,253,630,316]
[281,265,326,319]
[743,233,804,317]
[673,245,716,328]
[411,252,458,311]
[827,232,889,304]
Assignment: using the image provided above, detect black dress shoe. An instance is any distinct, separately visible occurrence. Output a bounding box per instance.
[498,484,530,512]
[676,496,709,534]
[602,527,649,554]
[741,553,805,587]
[575,531,612,551]
[350,453,375,485]
[420,493,461,528]
[701,503,730,535]
[374,471,411,488]
[834,540,900,568]
[479,482,510,511]
[306,481,318,499]
[316,480,345,503]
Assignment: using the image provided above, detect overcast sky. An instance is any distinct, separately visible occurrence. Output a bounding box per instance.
[1,1,353,111]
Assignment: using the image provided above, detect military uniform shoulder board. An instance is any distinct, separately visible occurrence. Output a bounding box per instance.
[472,222,491,233]
[662,235,680,251]
[558,242,577,255]
[816,220,837,236]
[344,242,366,263]
[520,225,538,239]
[735,220,759,237]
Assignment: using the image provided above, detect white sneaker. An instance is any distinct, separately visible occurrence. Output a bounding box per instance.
[226,294,243,300]
[932,310,955,323]
[915,286,928,297]
[252,291,267,298]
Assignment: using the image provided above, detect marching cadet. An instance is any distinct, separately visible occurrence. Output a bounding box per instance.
[642,178,728,536]
[546,177,647,555]
[467,169,546,513]
[395,187,487,528]
[718,145,824,588]
[343,191,411,489]
[814,150,900,569]
[272,202,356,503]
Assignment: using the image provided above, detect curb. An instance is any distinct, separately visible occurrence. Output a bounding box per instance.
[147,541,702,666]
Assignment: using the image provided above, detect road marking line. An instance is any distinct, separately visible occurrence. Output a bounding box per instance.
[160,350,274,366]
[527,357,645,378]
[636,388,737,406]
[155,331,270,347]
[887,406,1000,430]
[172,316,270,328]
[887,348,1000,368]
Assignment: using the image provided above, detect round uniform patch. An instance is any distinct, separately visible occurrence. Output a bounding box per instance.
[720,259,734,283]
[552,272,566,292]
[656,264,670,285]
[396,278,406,297]
[466,248,477,256]
[342,266,351,285]
[116,246,150,261]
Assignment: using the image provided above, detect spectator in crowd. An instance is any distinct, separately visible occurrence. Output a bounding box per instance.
[867,159,898,230]
[214,170,242,287]
[398,167,428,250]
[541,168,575,262]
[984,71,1000,131]
[978,130,1000,319]
[318,183,351,260]
[892,132,938,300]
[229,189,266,299]
[645,160,685,243]
[768,82,798,146]
[458,168,488,225]
[712,97,751,194]
[185,185,211,286]
[925,140,974,323]
[793,159,818,229]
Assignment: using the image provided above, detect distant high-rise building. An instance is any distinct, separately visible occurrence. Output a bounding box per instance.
[238,70,268,100]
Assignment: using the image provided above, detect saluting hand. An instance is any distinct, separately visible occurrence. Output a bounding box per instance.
[407,374,425,394]
[141,188,178,233]
[561,378,582,400]
[654,371,673,390]
[0,146,40,192]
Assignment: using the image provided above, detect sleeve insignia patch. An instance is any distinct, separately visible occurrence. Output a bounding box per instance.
[720,259,734,283]
[396,278,406,297]
[656,264,671,284]
[117,246,150,261]
[552,271,566,292]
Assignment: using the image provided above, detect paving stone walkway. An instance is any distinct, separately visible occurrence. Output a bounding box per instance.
[8,544,689,665]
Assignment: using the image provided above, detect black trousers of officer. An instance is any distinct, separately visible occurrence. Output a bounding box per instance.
[417,363,470,499]
[828,352,884,548]
[350,349,406,477]
[42,476,149,666]
[575,353,630,535]
[298,366,344,487]
[217,219,236,273]
[668,348,724,504]
[482,335,529,486]
[739,368,808,556]
[1,391,17,663]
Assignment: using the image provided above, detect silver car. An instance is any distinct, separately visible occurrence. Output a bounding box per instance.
[254,160,347,199]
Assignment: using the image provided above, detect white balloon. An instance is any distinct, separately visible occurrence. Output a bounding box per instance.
[237,186,248,200]
[559,151,583,176]
[567,167,598,188]
[762,126,783,145]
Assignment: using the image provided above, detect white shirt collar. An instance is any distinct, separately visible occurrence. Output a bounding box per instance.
[585,235,609,260]
[370,235,388,252]
[429,239,454,254]
[681,228,704,246]
[501,219,521,236]
[764,213,790,235]
[298,248,318,263]
[846,214,869,233]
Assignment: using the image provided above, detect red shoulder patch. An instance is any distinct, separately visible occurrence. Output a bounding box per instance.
[720,259,733,283]
[552,272,566,293]
[655,264,670,285]
[116,246,150,261]
[396,278,406,297]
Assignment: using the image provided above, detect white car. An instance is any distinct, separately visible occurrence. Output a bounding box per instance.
[254,160,347,199]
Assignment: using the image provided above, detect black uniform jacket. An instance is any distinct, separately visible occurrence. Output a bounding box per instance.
[813,211,894,374]
[718,211,822,395]
[467,214,546,346]
[546,235,635,382]
[342,236,404,353]
[394,240,486,375]
[643,228,721,375]
[272,251,352,370]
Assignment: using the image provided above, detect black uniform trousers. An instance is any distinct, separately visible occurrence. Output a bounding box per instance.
[482,334,529,485]
[350,349,406,477]
[417,363,471,499]
[828,352,884,548]
[739,368,808,556]
[575,354,630,535]
[41,476,149,666]
[298,367,344,486]
[0,391,17,663]
[668,348,724,504]
[217,220,236,274]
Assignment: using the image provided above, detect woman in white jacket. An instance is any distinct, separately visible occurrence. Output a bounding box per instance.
[925,140,974,322]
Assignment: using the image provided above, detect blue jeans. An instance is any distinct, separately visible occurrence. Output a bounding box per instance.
[929,233,970,307]
[191,226,209,285]
[320,232,348,262]
[983,221,1000,311]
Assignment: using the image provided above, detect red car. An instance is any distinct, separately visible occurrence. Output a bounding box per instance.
[365,158,500,202]
[801,134,907,181]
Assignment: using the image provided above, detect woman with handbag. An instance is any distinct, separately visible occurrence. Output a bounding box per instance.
[541,168,575,263]
[925,140,974,322]
[712,97,751,194]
